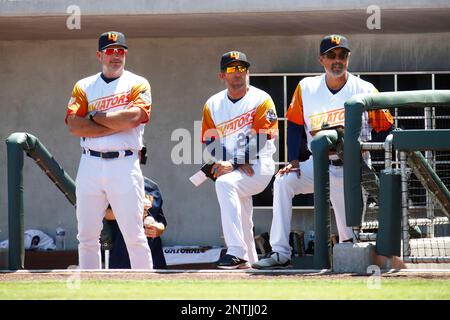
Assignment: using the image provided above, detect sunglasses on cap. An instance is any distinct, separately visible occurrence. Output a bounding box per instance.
[102,48,128,56]
[323,50,349,60]
[225,66,248,74]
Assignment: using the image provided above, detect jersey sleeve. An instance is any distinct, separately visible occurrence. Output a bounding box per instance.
[251,98,279,139]
[368,109,394,132]
[367,88,394,132]
[128,80,152,124]
[64,83,88,124]
[201,104,219,143]
[285,83,305,125]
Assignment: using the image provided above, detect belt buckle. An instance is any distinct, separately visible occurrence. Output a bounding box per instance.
[103,151,119,159]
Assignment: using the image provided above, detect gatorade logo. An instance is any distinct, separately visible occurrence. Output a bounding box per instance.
[108,32,118,42]
[230,52,240,59]
[331,35,341,45]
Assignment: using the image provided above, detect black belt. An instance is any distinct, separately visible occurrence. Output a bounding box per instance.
[83,149,133,159]
[329,159,343,166]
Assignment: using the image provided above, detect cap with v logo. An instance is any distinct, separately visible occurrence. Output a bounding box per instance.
[320,35,350,55]
[98,31,128,51]
[220,51,250,70]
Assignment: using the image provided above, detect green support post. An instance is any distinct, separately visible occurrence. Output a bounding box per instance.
[375,170,402,256]
[6,133,27,270]
[311,129,339,269]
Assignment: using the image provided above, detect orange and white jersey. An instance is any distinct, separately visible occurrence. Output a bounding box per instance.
[201,86,278,159]
[65,70,152,151]
[286,73,393,151]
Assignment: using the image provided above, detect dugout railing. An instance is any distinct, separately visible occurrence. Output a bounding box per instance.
[5,132,76,270]
[344,90,450,264]
[250,71,450,268]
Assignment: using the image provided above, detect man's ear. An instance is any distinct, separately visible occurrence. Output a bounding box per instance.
[218,72,225,81]
[96,51,102,62]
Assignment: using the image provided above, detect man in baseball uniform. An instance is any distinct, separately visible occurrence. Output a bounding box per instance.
[65,31,153,269]
[253,35,394,269]
[201,51,278,269]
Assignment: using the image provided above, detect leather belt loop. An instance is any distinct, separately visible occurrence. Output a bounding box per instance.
[82,147,90,156]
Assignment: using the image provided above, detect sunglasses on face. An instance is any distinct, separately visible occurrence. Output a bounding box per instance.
[102,48,128,56]
[324,50,349,60]
[225,66,248,73]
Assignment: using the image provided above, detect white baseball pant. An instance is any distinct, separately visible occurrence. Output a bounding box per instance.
[215,158,275,264]
[75,152,152,269]
[270,157,354,260]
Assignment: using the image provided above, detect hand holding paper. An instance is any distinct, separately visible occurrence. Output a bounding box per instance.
[189,162,217,187]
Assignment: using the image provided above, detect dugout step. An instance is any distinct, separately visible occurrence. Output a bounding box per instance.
[333,242,405,274]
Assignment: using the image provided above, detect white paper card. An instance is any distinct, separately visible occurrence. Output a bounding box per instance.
[189,170,208,187]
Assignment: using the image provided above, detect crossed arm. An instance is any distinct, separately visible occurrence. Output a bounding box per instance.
[66,107,148,138]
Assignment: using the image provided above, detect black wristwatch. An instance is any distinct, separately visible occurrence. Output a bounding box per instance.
[89,111,98,123]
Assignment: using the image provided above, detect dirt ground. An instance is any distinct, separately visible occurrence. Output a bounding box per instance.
[1,269,450,282]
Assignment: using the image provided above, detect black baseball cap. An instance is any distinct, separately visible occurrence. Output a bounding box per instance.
[320,35,350,55]
[220,51,250,70]
[98,31,128,51]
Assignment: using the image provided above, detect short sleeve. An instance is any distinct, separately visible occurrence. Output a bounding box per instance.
[251,98,279,139]
[285,84,305,125]
[201,104,219,143]
[128,80,152,123]
[64,83,88,124]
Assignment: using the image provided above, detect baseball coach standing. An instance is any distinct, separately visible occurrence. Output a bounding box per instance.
[65,31,153,269]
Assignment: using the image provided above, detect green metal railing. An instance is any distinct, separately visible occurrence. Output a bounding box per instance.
[5,132,76,270]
